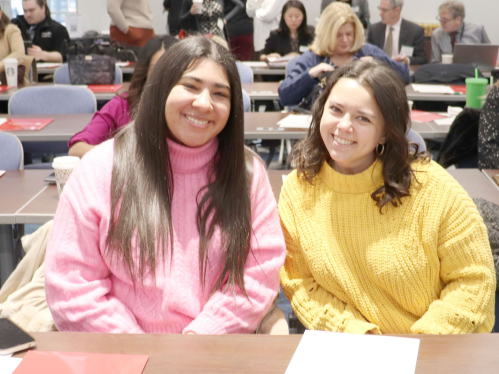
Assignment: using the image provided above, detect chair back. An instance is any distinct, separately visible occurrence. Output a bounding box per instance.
[0,132,24,170]
[242,89,250,112]
[9,86,97,115]
[406,129,426,152]
[54,63,123,84]
[236,62,254,83]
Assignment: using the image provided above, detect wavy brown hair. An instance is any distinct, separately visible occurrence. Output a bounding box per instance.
[107,36,255,296]
[125,35,177,117]
[290,59,430,211]
[0,7,10,39]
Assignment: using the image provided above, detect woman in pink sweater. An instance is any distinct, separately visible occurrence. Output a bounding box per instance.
[45,36,286,334]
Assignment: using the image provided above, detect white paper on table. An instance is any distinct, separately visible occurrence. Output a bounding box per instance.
[0,354,22,374]
[277,114,312,129]
[115,62,130,67]
[0,170,5,178]
[282,174,288,183]
[434,117,455,125]
[411,84,455,94]
[0,118,7,125]
[242,61,268,68]
[285,330,420,374]
[36,62,62,68]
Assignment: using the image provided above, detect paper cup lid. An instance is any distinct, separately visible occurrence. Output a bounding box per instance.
[4,58,18,64]
[52,156,80,169]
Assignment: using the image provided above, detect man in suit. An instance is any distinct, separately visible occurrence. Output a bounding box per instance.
[367,0,427,66]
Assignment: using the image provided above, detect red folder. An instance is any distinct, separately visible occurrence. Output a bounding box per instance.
[449,85,466,94]
[13,351,149,374]
[410,110,446,123]
[0,85,14,92]
[87,84,124,93]
[0,118,53,131]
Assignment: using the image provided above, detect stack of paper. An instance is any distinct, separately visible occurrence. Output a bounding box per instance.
[0,354,22,374]
[285,330,420,374]
[242,61,268,69]
[411,84,455,94]
[277,114,313,129]
[267,55,295,68]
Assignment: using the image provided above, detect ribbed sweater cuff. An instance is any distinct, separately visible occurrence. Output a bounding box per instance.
[182,314,228,335]
[345,319,381,335]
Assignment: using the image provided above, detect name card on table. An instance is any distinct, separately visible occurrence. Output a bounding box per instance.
[285,330,420,374]
[0,118,53,131]
[87,84,124,93]
[13,351,149,374]
[277,114,313,129]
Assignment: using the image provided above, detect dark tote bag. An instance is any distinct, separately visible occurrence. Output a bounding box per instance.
[65,39,117,85]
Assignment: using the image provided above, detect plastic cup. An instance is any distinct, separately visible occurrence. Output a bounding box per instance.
[193,0,203,14]
[465,77,488,109]
[441,54,453,64]
[4,58,18,87]
[52,156,80,195]
[408,100,413,113]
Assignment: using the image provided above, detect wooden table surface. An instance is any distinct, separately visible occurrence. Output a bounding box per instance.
[11,332,499,374]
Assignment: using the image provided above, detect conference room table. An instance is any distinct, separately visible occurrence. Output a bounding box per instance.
[1,112,446,143]
[482,170,499,192]
[10,332,499,373]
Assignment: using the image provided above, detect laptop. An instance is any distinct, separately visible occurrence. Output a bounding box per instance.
[453,44,499,71]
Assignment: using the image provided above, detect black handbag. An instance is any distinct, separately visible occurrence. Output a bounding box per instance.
[64,39,117,85]
[294,71,334,114]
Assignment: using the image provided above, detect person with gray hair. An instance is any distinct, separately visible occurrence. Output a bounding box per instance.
[367,0,427,65]
[320,0,370,29]
[431,0,490,63]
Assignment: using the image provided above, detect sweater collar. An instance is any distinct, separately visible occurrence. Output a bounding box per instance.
[318,159,384,194]
[166,137,218,174]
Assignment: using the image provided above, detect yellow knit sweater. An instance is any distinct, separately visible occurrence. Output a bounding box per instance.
[279,160,496,334]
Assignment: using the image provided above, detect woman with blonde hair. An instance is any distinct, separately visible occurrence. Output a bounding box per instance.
[278,2,409,108]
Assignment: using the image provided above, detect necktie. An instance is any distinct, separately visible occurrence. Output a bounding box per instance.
[384,27,394,56]
[450,31,458,50]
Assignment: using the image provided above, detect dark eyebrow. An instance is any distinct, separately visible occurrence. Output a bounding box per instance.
[181,75,231,91]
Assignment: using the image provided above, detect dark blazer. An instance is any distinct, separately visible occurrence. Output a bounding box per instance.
[367,19,427,65]
[164,0,183,35]
[179,0,244,34]
[260,26,315,57]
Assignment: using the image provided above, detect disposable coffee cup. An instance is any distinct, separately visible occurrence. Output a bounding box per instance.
[52,156,80,195]
[441,54,453,65]
[193,0,203,14]
[408,100,413,113]
[4,58,18,87]
[465,77,488,109]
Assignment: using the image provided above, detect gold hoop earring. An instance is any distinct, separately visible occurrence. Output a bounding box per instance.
[376,143,385,156]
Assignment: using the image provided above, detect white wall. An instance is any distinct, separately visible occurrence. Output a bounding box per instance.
[77,0,498,45]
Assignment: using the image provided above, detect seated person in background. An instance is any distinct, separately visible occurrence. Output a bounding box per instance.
[45,36,286,334]
[367,0,426,66]
[0,6,31,82]
[68,36,178,159]
[259,0,314,62]
[320,0,370,29]
[279,59,496,334]
[431,0,490,63]
[12,0,69,63]
[278,2,409,108]
[107,0,155,48]
[478,82,499,169]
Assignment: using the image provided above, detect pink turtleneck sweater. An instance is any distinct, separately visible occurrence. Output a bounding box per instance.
[45,138,286,334]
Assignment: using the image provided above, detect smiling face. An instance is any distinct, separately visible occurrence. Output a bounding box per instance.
[283,6,304,34]
[332,22,355,55]
[164,59,231,148]
[320,77,386,175]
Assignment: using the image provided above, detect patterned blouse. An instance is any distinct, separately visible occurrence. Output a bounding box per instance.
[478,86,499,169]
[198,0,225,39]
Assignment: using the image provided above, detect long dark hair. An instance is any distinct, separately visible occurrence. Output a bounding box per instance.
[107,36,254,296]
[126,35,178,117]
[290,59,430,211]
[277,0,312,39]
[0,6,10,39]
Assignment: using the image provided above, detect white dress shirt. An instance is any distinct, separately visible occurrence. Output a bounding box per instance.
[384,17,402,57]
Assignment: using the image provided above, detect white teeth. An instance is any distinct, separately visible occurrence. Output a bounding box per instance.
[334,135,354,145]
[185,115,209,126]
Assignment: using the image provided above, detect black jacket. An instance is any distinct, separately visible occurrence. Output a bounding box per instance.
[261,27,315,57]
[164,0,183,35]
[11,15,70,61]
[224,0,252,37]
[179,0,244,34]
[367,19,427,66]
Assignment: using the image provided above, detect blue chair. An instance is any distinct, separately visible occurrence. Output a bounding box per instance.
[9,86,97,168]
[242,89,250,112]
[54,63,123,84]
[407,129,427,152]
[0,132,24,286]
[236,61,254,83]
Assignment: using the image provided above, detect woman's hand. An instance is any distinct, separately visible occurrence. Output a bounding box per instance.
[190,4,200,14]
[260,52,281,62]
[309,62,335,78]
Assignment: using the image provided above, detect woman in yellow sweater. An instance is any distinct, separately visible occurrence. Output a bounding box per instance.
[279,59,496,334]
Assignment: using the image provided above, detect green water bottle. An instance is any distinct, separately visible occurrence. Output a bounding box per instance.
[465,76,488,109]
